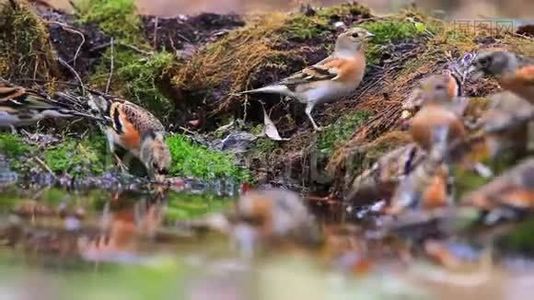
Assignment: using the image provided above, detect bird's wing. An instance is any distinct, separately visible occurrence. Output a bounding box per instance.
[115,101,165,135]
[0,82,58,109]
[277,56,341,87]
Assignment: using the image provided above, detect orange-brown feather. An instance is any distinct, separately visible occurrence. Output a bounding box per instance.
[118,110,141,150]
[409,105,466,151]
[421,170,448,209]
[322,55,365,82]
[446,73,459,99]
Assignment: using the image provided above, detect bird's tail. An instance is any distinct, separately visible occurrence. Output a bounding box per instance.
[235,85,291,96]
[52,92,108,122]
[0,80,100,120]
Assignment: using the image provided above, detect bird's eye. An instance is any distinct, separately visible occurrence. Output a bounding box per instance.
[478,57,491,67]
[435,84,446,90]
[351,33,359,38]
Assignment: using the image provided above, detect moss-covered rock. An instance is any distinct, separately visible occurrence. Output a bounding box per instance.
[43,135,109,176]
[90,48,175,119]
[0,133,32,157]
[166,134,250,181]
[0,0,59,80]
[316,111,371,155]
[0,133,109,177]
[74,0,176,120]
[74,0,141,43]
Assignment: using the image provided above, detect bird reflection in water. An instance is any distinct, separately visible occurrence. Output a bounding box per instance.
[78,191,164,264]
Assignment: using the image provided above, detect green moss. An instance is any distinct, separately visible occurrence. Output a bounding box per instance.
[0,133,32,157]
[166,134,250,181]
[0,0,57,79]
[91,50,174,118]
[317,111,371,154]
[283,3,371,40]
[75,0,141,42]
[497,219,534,256]
[362,20,423,44]
[43,135,108,176]
[165,192,232,221]
[452,167,492,199]
[76,0,175,119]
[361,19,428,64]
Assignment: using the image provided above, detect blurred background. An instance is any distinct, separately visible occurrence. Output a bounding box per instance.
[44,0,534,17]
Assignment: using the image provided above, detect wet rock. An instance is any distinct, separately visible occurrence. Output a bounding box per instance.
[0,155,17,187]
[214,132,257,153]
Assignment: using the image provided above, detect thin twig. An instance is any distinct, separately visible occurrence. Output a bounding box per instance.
[46,21,85,67]
[153,17,159,49]
[58,57,86,96]
[106,38,114,94]
[89,41,153,56]
[33,157,57,179]
[16,78,115,99]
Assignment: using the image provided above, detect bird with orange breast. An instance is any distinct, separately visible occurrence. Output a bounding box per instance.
[469,50,534,104]
[84,94,171,181]
[407,75,468,156]
[462,158,534,213]
[239,27,374,131]
[475,91,534,161]
[345,143,425,207]
[401,70,465,120]
[388,76,469,213]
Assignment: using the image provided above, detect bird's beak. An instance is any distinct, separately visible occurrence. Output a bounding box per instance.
[366,31,375,38]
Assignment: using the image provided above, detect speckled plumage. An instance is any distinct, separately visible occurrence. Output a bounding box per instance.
[87,95,171,179]
[0,81,93,127]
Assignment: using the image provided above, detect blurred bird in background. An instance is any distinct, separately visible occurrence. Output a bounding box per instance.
[0,80,99,128]
[469,50,534,104]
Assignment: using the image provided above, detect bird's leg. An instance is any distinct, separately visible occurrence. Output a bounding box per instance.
[9,125,17,135]
[305,103,322,131]
[113,153,129,173]
[105,129,129,173]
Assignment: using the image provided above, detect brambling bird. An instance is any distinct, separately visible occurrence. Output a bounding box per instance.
[85,94,171,180]
[462,158,534,211]
[401,72,467,120]
[469,50,534,104]
[345,143,425,206]
[408,102,467,156]
[0,80,97,127]
[239,27,374,131]
[234,188,320,245]
[477,91,534,160]
[388,152,451,214]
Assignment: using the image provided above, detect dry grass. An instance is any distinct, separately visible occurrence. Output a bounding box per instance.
[171,13,292,112]
[0,0,59,81]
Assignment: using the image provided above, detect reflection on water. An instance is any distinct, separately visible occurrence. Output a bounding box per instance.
[1,186,534,299]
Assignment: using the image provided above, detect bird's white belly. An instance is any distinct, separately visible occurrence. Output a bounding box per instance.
[298,82,351,104]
